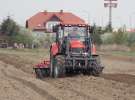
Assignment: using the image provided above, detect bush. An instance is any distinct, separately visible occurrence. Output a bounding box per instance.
[127,32,135,47]
[101,33,114,44]
[11,33,33,45]
[113,29,128,45]
[10,28,34,46]
[101,29,128,45]
[32,33,55,48]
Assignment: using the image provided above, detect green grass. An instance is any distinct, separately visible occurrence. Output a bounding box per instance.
[0,48,49,56]
[109,51,135,57]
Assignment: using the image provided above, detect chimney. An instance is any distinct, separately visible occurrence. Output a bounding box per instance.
[60,10,63,14]
[44,10,47,14]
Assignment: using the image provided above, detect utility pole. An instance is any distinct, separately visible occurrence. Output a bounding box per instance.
[104,0,118,32]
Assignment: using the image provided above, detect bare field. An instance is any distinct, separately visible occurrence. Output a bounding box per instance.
[0,49,135,100]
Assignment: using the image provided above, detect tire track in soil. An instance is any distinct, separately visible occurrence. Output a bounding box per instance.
[44,74,135,100]
[101,74,135,85]
[0,69,20,91]
[1,69,58,100]
[44,78,98,100]
[0,54,33,74]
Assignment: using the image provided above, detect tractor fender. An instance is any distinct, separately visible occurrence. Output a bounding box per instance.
[51,43,59,56]
[91,44,96,55]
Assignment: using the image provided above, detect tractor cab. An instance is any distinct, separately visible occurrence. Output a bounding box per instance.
[53,24,92,56]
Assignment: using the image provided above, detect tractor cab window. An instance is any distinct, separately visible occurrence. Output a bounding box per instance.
[64,26,87,41]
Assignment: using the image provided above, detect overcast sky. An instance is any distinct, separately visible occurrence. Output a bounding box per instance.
[0,0,135,28]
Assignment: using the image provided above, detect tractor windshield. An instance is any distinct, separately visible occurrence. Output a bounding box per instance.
[64,26,87,41]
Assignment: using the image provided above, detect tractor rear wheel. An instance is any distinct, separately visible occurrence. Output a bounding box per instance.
[53,55,65,78]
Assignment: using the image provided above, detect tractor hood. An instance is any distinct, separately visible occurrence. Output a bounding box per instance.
[70,40,85,48]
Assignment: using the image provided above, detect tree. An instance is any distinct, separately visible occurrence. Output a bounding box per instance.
[104,24,113,33]
[91,24,102,45]
[11,34,33,44]
[113,28,127,45]
[0,16,20,36]
[11,27,34,44]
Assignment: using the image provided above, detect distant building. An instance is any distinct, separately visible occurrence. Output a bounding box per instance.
[127,29,135,33]
[26,10,85,33]
[0,35,9,48]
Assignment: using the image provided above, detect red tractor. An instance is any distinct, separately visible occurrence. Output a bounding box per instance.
[34,24,104,78]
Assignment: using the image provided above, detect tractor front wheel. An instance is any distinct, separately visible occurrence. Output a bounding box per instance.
[53,55,65,78]
[91,61,103,76]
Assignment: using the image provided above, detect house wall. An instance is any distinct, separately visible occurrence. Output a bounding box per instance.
[32,31,56,38]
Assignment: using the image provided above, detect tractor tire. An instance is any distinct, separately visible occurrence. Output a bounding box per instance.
[35,68,44,79]
[53,55,65,78]
[82,69,90,76]
[91,61,103,76]
[50,55,54,77]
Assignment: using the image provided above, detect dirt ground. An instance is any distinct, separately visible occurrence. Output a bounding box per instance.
[0,49,135,100]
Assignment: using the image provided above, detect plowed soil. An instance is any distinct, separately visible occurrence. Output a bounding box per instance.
[0,49,135,100]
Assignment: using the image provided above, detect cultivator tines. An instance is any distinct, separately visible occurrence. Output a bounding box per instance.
[34,60,50,79]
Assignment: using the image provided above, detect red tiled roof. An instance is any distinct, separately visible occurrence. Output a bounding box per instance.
[127,29,135,33]
[26,11,86,30]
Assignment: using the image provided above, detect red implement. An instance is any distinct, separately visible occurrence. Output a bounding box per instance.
[35,60,50,68]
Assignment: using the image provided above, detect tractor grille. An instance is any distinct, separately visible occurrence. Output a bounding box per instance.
[71,48,84,53]
[70,48,87,57]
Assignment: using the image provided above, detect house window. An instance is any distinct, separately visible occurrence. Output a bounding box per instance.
[46,21,60,32]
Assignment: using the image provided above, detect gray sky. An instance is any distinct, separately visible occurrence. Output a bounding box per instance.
[0,0,135,28]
